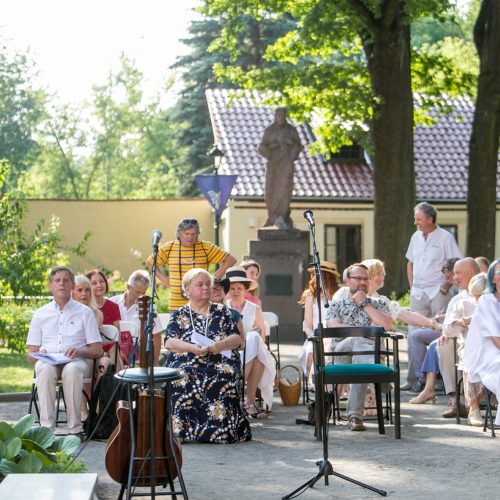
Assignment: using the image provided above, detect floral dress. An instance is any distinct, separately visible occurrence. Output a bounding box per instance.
[165,303,251,443]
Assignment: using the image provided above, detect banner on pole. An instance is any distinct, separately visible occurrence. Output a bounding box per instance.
[195,174,238,217]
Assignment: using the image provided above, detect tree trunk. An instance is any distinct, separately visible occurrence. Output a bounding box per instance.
[364,21,415,297]
[467,0,500,260]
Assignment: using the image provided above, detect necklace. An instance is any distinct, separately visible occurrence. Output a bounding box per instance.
[188,302,211,337]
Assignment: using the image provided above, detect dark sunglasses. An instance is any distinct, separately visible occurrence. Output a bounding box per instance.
[180,218,198,225]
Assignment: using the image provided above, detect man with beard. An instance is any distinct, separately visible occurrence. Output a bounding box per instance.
[326,263,393,431]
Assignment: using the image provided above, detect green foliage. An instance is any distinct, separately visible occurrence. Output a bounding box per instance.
[19,55,180,200]
[201,0,476,155]
[0,37,47,192]
[0,415,85,481]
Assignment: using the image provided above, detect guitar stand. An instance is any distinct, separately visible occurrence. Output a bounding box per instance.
[115,367,189,500]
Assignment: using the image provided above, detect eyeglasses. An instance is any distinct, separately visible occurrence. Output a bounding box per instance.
[441,266,452,273]
[180,218,198,225]
[348,276,370,282]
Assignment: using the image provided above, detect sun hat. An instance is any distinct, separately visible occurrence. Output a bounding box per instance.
[307,261,337,275]
[226,266,259,291]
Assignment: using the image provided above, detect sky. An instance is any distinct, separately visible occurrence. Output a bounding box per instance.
[1,0,200,103]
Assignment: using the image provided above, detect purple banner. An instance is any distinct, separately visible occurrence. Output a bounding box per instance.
[195,174,238,217]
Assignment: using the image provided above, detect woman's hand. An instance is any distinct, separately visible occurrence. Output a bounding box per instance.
[193,344,209,356]
[207,343,222,355]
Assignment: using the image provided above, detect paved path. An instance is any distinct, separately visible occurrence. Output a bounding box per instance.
[1,341,499,499]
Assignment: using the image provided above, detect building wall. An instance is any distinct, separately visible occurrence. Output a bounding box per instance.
[24,199,498,278]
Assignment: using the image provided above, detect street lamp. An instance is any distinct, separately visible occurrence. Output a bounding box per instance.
[206,144,225,245]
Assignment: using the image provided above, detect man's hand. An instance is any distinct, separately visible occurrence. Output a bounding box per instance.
[64,347,80,358]
[352,291,367,306]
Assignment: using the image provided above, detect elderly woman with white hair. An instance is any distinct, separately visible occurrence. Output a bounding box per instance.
[165,268,251,443]
[463,259,500,427]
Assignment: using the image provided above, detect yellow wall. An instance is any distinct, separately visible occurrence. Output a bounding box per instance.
[25,199,216,277]
[24,199,498,278]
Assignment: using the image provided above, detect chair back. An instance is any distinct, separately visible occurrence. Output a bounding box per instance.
[158,313,171,330]
[100,324,119,343]
[263,311,279,327]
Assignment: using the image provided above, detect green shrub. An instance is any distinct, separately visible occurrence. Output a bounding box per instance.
[0,415,85,481]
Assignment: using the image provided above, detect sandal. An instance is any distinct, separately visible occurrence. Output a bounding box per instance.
[245,404,269,419]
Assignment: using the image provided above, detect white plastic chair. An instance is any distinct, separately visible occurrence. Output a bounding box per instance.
[263,311,280,369]
[100,324,119,343]
[158,313,171,330]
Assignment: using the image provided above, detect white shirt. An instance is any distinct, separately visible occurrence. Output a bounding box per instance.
[406,226,462,300]
[27,298,101,353]
[109,293,163,335]
[442,289,470,338]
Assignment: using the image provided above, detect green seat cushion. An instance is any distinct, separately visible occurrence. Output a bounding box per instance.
[324,363,393,376]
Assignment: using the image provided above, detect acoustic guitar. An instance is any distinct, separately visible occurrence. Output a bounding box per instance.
[105,295,182,486]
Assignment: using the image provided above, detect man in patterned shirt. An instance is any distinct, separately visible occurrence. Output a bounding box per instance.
[147,218,236,311]
[326,263,393,431]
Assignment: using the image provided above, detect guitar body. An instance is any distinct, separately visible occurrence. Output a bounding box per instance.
[104,295,183,487]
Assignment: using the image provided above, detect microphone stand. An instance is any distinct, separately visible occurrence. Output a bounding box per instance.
[283,212,386,499]
[146,239,160,498]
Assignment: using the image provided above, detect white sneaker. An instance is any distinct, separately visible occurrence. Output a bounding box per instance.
[467,408,483,427]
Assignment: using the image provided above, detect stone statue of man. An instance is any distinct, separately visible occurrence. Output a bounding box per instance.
[258,107,303,230]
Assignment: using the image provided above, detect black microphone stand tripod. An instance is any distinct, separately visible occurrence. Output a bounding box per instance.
[283,210,386,499]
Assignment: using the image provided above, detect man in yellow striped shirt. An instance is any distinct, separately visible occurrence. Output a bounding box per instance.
[147,218,236,310]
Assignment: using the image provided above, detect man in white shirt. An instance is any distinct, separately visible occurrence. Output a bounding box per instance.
[110,270,163,365]
[404,202,462,390]
[27,266,102,438]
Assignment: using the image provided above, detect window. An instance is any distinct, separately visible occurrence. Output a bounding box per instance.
[324,225,361,274]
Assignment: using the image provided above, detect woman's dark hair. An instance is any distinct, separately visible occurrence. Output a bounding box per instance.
[85,268,109,293]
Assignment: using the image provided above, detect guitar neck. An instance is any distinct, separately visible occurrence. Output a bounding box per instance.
[138,295,151,368]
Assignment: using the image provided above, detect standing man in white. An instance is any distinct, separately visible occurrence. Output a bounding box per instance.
[404,202,462,391]
[27,266,102,439]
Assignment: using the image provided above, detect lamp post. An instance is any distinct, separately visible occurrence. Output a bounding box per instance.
[207,144,224,246]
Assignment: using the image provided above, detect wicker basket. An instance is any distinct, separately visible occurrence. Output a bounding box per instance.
[278,365,301,406]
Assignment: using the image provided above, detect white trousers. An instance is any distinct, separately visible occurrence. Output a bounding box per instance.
[35,358,88,433]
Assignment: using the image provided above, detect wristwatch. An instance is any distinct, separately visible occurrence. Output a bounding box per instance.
[358,299,369,308]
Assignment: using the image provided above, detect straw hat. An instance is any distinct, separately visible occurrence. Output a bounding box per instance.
[307,261,337,275]
[225,266,259,291]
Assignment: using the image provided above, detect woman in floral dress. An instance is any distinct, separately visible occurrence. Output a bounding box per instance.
[165,268,251,443]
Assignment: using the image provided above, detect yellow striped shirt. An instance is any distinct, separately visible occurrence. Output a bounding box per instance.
[148,240,228,310]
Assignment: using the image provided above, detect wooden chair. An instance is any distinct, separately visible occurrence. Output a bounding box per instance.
[312,326,402,440]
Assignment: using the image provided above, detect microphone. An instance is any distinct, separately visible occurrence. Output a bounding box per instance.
[152,230,162,247]
[303,209,315,226]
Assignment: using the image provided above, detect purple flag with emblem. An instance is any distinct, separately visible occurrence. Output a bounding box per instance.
[195,174,238,217]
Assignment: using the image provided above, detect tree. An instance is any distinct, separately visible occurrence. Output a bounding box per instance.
[466,0,500,259]
[203,0,473,295]
[171,15,295,196]
[0,37,46,193]
[20,55,180,199]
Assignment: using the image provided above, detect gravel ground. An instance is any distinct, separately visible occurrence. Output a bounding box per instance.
[1,340,499,499]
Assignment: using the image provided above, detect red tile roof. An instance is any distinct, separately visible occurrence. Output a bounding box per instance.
[206,89,500,201]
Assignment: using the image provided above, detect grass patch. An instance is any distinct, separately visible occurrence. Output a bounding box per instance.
[0,347,33,393]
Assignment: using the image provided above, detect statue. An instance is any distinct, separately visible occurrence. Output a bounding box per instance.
[258,107,303,230]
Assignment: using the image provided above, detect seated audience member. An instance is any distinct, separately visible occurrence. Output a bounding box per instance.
[463,259,500,427]
[403,257,460,392]
[226,266,276,419]
[475,256,490,274]
[165,268,251,443]
[326,263,393,432]
[109,269,163,366]
[240,259,262,307]
[409,258,480,418]
[298,261,340,378]
[211,277,245,345]
[26,266,102,439]
[86,269,123,367]
[72,274,109,377]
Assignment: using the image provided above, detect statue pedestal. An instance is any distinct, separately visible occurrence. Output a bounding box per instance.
[249,228,309,342]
